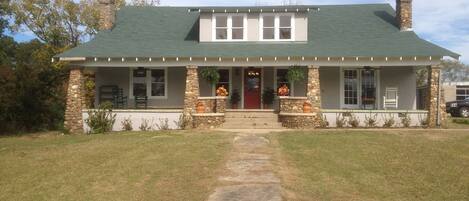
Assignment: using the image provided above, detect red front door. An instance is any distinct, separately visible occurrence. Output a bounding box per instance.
[244,68,262,109]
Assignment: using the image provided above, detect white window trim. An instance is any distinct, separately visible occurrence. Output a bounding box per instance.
[211,67,233,96]
[339,67,381,109]
[212,13,248,42]
[129,67,168,99]
[273,67,295,97]
[259,13,295,41]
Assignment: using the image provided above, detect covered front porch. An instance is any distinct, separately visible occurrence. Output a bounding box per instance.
[62,56,446,132]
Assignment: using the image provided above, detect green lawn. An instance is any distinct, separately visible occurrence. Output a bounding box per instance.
[276,130,469,201]
[0,131,232,201]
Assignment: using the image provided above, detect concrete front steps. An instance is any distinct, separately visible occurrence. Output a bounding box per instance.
[221,109,283,129]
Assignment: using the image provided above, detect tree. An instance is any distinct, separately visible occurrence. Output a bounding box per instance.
[441,59,469,84]
[130,0,160,6]
[9,0,126,48]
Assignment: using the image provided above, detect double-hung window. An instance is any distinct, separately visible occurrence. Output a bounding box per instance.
[260,13,294,41]
[131,68,167,98]
[456,86,469,100]
[213,14,247,41]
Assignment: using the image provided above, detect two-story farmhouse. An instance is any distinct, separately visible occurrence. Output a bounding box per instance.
[56,0,459,132]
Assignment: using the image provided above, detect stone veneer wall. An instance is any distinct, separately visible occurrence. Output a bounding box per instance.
[278,66,322,129]
[98,0,115,31]
[64,68,85,133]
[427,65,443,128]
[396,0,412,31]
[183,65,200,128]
[215,97,227,113]
[197,98,216,113]
[192,114,225,129]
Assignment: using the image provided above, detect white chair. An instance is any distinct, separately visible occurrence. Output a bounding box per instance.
[383,87,398,109]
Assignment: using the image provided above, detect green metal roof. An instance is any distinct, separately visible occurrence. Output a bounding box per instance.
[57,4,459,59]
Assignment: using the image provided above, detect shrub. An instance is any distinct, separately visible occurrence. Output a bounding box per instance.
[382,114,396,128]
[364,112,378,128]
[174,114,191,129]
[336,114,346,128]
[400,113,411,128]
[348,113,360,128]
[419,115,429,128]
[155,118,170,130]
[121,116,133,131]
[85,101,116,134]
[318,114,329,128]
[139,119,152,131]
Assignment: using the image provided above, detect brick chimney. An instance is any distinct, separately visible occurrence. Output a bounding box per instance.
[396,0,412,31]
[98,0,116,31]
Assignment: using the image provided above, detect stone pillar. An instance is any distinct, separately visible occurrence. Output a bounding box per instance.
[64,67,85,133]
[183,65,200,128]
[307,65,321,114]
[427,65,442,128]
[98,0,116,31]
[215,97,227,113]
[396,0,412,31]
[440,88,448,128]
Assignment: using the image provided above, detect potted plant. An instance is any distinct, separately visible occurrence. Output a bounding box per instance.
[262,88,275,109]
[196,101,205,113]
[200,67,220,90]
[216,85,229,96]
[278,84,290,96]
[303,101,312,113]
[286,66,306,85]
[230,89,240,109]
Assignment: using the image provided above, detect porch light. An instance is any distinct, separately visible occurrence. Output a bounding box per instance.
[219,57,222,62]
[371,57,374,61]
[315,57,318,61]
[327,57,330,61]
[149,57,152,62]
[273,9,275,12]
[400,57,403,61]
[224,9,227,13]
[385,57,388,61]
[414,56,417,61]
[190,57,192,61]
[232,57,235,62]
[356,57,359,61]
[296,8,299,12]
[122,57,125,62]
[274,57,278,61]
[246,57,249,61]
[212,9,214,13]
[204,57,207,62]
[260,9,263,12]
[108,58,111,62]
[302,56,305,61]
[94,57,98,62]
[176,57,179,61]
[429,56,432,60]
[341,57,345,61]
[162,57,165,62]
[135,57,138,61]
[307,8,310,12]
[236,9,239,13]
[288,56,291,61]
[285,9,288,12]
[248,9,251,13]
[260,57,263,61]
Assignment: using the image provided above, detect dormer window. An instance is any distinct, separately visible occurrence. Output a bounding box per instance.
[260,13,295,41]
[212,14,247,41]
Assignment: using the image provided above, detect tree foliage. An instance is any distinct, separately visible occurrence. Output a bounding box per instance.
[416,59,469,87]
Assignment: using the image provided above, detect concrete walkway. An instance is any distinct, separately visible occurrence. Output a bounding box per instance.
[207,132,282,201]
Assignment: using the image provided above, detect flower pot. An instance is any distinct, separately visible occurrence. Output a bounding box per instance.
[303,102,312,113]
[196,102,205,113]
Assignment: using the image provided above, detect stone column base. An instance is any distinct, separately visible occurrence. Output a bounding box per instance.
[279,113,320,129]
[192,114,225,129]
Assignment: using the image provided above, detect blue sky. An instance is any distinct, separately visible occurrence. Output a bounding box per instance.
[9,0,469,63]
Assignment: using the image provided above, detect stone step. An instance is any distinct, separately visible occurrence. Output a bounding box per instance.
[225,114,278,118]
[220,122,284,129]
[224,118,279,124]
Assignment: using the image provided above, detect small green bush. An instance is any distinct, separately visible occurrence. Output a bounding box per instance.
[348,114,360,128]
[336,114,346,128]
[121,116,133,131]
[382,114,396,128]
[85,102,116,134]
[400,113,411,128]
[364,112,378,128]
